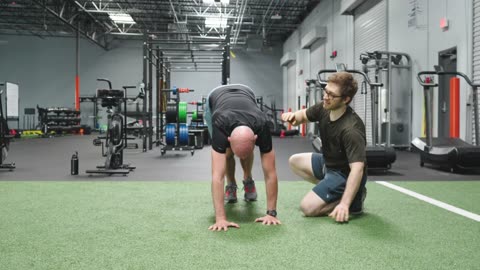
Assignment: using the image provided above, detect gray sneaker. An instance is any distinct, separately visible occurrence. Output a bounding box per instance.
[243,177,257,202]
[224,183,238,203]
[350,186,367,215]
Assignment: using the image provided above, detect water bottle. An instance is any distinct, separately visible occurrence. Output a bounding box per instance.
[71,151,79,175]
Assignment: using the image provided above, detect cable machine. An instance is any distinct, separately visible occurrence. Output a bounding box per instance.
[359,51,413,149]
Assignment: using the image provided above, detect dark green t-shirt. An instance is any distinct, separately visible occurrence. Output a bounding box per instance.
[306,102,366,176]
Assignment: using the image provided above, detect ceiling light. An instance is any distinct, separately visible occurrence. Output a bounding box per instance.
[205,17,228,28]
[271,14,282,20]
[203,0,229,5]
[108,13,136,24]
[201,44,221,48]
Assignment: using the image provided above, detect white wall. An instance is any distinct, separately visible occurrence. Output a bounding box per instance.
[282,0,354,111]
[0,35,282,128]
[283,0,474,141]
[171,46,283,105]
[388,0,473,139]
[0,36,143,128]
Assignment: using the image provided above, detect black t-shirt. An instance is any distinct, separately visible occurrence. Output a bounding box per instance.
[306,102,366,175]
[210,86,272,154]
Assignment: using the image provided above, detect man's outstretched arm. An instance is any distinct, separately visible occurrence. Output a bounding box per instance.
[256,149,281,225]
[209,149,240,231]
[281,109,308,126]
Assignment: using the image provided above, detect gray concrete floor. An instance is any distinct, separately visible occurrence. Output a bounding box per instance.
[1,134,479,181]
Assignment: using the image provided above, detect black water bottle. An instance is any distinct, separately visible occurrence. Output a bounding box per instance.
[71,151,79,175]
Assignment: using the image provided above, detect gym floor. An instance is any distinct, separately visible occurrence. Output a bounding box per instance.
[1,135,479,269]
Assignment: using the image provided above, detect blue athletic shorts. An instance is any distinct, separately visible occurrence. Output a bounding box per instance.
[311,153,367,209]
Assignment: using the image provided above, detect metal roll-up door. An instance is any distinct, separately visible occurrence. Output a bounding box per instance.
[310,40,326,79]
[472,0,480,145]
[353,0,387,145]
[287,62,297,112]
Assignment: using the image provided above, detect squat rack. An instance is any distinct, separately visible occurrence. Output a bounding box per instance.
[143,28,231,150]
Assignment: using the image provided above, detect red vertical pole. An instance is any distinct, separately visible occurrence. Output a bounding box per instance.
[301,105,306,136]
[288,108,292,130]
[75,75,80,111]
[75,26,80,111]
[450,77,460,138]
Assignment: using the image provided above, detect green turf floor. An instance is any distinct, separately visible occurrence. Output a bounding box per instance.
[0,181,478,269]
[386,181,480,214]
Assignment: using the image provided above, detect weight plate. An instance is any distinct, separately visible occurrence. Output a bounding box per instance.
[192,111,197,121]
[166,102,177,123]
[178,102,187,123]
[179,123,189,145]
[165,123,176,145]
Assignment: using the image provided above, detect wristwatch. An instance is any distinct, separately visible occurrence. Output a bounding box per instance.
[266,210,277,217]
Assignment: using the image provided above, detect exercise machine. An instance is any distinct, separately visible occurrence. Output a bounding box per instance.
[411,70,480,172]
[360,51,413,149]
[86,79,136,175]
[0,88,15,170]
[317,68,396,171]
[305,79,322,136]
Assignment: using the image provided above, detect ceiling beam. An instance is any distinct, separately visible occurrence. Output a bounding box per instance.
[32,0,109,50]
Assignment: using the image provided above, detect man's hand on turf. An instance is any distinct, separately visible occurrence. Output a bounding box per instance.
[329,203,349,223]
[255,215,282,225]
[208,220,239,231]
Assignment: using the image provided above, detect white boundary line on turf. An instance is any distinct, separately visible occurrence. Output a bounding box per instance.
[376,181,480,222]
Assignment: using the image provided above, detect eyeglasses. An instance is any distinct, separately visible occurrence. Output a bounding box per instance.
[322,89,344,99]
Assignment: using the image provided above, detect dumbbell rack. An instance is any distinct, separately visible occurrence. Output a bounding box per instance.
[160,87,195,156]
[36,106,81,136]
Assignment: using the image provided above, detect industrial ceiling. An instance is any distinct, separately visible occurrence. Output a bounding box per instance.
[0,0,321,50]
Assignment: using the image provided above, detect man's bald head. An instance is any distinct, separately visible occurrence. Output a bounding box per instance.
[228,126,257,159]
